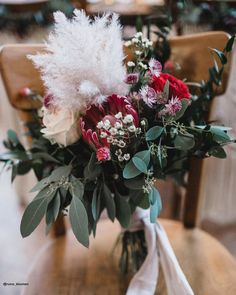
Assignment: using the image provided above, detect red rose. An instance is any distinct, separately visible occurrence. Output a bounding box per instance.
[151,73,190,99]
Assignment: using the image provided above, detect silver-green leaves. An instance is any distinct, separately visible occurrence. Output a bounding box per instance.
[69,195,89,248]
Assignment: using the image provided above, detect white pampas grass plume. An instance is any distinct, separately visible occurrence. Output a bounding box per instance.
[29,10,128,110]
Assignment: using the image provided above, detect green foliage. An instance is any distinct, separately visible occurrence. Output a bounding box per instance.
[132,157,147,174]
[103,184,116,222]
[146,126,164,141]
[0,18,235,253]
[69,195,89,248]
[115,192,131,228]
[20,187,56,237]
[174,134,195,151]
[173,99,189,120]
[149,187,162,223]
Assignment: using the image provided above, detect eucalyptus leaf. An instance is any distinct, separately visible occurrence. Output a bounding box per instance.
[30,177,50,192]
[103,184,116,222]
[174,134,195,150]
[150,188,162,223]
[210,127,230,142]
[124,176,145,190]
[16,161,32,175]
[196,125,232,131]
[20,190,55,238]
[0,151,28,161]
[224,35,235,52]
[173,99,189,120]
[7,129,20,145]
[84,152,102,180]
[209,146,227,159]
[115,193,131,228]
[138,194,149,209]
[210,48,227,65]
[146,126,164,141]
[31,152,60,164]
[123,160,142,179]
[69,196,89,248]
[92,186,101,222]
[45,191,61,235]
[132,157,147,174]
[70,176,84,199]
[134,150,151,166]
[49,165,72,182]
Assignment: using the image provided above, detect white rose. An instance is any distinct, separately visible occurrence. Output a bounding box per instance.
[41,107,80,147]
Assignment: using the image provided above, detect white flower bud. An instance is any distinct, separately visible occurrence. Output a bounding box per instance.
[135,50,142,56]
[132,38,139,44]
[141,120,146,126]
[123,114,134,124]
[124,154,130,161]
[118,155,124,162]
[110,127,118,135]
[118,140,126,148]
[115,112,123,119]
[135,32,143,38]
[97,121,104,129]
[115,122,122,129]
[127,61,135,67]
[138,62,148,70]
[128,125,136,132]
[104,119,111,129]
[100,132,107,138]
[124,40,132,47]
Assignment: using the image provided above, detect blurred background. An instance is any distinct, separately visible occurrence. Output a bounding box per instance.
[0,1,236,294]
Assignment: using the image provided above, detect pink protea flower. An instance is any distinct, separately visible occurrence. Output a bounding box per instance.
[96,147,111,162]
[81,94,139,150]
[140,86,157,108]
[148,58,162,77]
[162,96,182,117]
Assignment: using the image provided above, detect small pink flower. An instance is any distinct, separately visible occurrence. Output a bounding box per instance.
[44,94,54,108]
[148,58,162,77]
[19,87,32,97]
[164,60,174,72]
[140,86,157,108]
[156,91,168,104]
[164,96,182,116]
[125,73,139,84]
[96,147,111,162]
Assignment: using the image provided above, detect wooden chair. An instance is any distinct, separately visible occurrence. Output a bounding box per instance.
[0,0,48,13]
[0,31,236,295]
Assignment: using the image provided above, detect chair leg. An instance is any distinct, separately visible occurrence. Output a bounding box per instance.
[52,214,66,237]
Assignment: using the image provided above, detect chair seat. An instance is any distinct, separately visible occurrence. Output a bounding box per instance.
[22,219,236,295]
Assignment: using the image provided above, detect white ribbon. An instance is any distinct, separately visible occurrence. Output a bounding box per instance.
[126,208,194,295]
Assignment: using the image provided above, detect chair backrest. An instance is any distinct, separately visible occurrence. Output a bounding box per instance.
[0,31,232,231]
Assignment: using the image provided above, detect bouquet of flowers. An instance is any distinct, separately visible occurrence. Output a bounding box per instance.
[1,10,235,295]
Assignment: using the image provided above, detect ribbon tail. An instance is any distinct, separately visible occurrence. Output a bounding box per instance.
[126,221,159,295]
[156,223,194,295]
